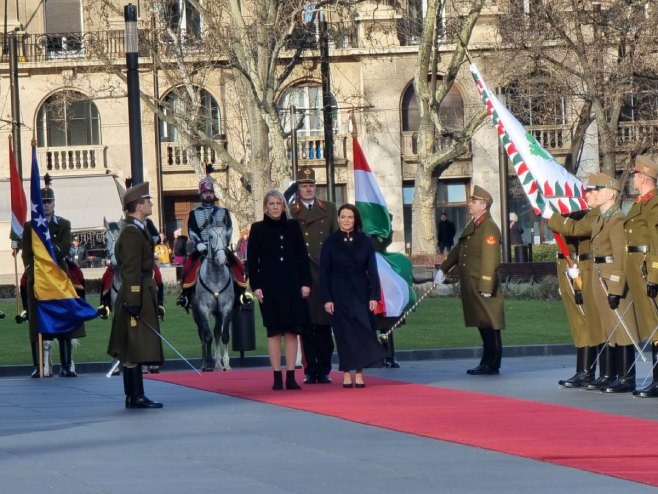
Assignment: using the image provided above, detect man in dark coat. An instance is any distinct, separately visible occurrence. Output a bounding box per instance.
[436,185,505,375]
[437,212,456,254]
[22,181,85,378]
[107,182,164,409]
[290,167,339,384]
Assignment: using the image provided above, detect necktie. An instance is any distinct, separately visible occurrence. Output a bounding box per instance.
[308,204,313,210]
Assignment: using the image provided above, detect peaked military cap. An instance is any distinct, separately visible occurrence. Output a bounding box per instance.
[633,155,658,179]
[471,185,493,206]
[585,172,620,192]
[297,167,316,184]
[123,182,151,209]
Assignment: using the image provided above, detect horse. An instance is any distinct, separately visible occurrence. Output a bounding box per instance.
[103,217,124,311]
[191,225,234,371]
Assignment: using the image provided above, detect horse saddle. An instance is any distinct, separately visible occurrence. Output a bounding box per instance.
[181,251,247,289]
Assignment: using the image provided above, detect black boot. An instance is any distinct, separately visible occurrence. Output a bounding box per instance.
[128,365,163,408]
[384,334,400,368]
[602,345,636,393]
[176,288,192,313]
[30,341,40,378]
[285,370,302,390]
[633,343,658,398]
[272,370,283,390]
[585,344,616,390]
[559,347,585,388]
[59,339,77,377]
[123,365,134,408]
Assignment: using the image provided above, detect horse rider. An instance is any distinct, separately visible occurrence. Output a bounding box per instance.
[177,174,233,311]
[21,176,86,377]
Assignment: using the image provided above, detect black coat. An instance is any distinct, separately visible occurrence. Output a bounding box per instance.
[320,230,387,371]
[247,214,312,331]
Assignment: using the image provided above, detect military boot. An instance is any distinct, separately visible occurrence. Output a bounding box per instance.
[559,347,585,388]
[59,338,77,377]
[602,345,636,393]
[585,344,617,390]
[127,365,163,409]
[633,343,658,398]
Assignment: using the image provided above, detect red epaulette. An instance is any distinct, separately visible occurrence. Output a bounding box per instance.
[315,199,328,211]
[474,215,486,227]
[643,190,655,204]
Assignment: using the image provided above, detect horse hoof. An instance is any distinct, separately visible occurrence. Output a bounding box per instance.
[202,368,214,372]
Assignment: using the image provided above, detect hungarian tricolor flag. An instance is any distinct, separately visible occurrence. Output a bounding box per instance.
[9,137,27,241]
[353,137,416,317]
[470,64,588,216]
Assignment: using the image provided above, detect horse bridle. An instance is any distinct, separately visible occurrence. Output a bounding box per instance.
[199,226,231,300]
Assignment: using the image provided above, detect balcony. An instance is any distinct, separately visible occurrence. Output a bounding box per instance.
[527,124,572,154]
[161,140,227,171]
[37,145,107,175]
[617,120,658,149]
[400,130,469,161]
[286,135,349,166]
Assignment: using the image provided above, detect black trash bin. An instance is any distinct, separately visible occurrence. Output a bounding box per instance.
[514,244,529,263]
[232,298,256,352]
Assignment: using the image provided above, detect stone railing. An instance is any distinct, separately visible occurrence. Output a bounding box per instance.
[527,124,572,153]
[37,145,107,174]
[617,120,658,148]
[286,135,348,165]
[161,140,227,168]
[400,131,466,160]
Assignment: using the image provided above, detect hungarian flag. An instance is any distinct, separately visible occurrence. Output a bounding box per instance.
[9,137,27,241]
[353,137,416,317]
[470,64,588,216]
[29,146,98,334]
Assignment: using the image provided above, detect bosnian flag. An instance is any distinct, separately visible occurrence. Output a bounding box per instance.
[9,137,27,241]
[354,137,416,317]
[470,64,588,216]
[29,146,97,334]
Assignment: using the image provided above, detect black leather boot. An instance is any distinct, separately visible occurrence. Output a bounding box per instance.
[30,341,40,378]
[585,344,617,390]
[285,370,302,390]
[123,365,134,408]
[602,345,636,393]
[633,343,658,398]
[176,288,192,313]
[384,334,400,368]
[272,370,283,390]
[128,365,163,409]
[559,347,585,388]
[59,339,77,377]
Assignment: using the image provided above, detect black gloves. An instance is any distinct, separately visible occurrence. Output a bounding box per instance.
[607,294,620,310]
[648,282,658,299]
[125,305,141,317]
[574,291,583,305]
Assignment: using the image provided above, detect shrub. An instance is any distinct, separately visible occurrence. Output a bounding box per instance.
[529,244,558,262]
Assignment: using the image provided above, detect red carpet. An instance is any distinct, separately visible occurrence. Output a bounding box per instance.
[148,369,658,486]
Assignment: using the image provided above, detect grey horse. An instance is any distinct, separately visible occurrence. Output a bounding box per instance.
[192,225,234,371]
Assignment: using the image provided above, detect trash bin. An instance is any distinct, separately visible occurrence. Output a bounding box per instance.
[514,244,529,263]
[232,297,256,352]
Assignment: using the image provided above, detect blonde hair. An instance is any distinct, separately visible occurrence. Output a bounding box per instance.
[262,189,290,217]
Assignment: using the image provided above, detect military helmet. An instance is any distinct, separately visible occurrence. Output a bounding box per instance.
[41,173,54,201]
[199,176,215,194]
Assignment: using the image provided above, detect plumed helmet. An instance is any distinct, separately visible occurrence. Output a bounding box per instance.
[41,173,54,200]
[199,177,215,194]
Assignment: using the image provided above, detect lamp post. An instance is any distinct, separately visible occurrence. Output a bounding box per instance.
[319,8,335,202]
[125,3,144,184]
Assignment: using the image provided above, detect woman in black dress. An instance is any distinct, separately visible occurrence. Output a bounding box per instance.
[247,190,312,390]
[320,204,387,388]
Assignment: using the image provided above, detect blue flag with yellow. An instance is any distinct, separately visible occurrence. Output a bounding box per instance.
[29,147,97,334]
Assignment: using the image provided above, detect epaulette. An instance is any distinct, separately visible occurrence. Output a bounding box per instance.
[643,190,655,204]
[315,199,328,212]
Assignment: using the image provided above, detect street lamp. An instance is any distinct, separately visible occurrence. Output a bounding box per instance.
[125,3,144,184]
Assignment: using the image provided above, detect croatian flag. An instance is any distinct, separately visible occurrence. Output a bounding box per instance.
[29,147,98,334]
[9,137,27,241]
[354,137,415,317]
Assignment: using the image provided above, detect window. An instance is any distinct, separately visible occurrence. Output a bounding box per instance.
[400,0,445,45]
[620,75,658,122]
[160,87,221,142]
[504,74,566,126]
[279,84,339,136]
[401,82,464,132]
[44,0,83,56]
[164,0,202,41]
[37,92,101,147]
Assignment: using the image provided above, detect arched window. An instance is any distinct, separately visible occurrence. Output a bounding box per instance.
[278,84,339,136]
[159,87,221,142]
[621,75,658,122]
[36,91,101,147]
[401,82,464,132]
[504,74,566,126]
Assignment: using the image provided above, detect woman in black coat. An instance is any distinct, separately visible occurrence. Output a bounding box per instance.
[247,190,312,390]
[320,204,387,388]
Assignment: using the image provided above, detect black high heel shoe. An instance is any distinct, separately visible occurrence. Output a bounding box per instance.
[355,382,366,388]
[343,382,354,388]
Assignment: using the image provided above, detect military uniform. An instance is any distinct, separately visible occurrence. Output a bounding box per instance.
[548,209,606,388]
[440,186,504,375]
[290,167,339,383]
[107,182,164,409]
[22,185,85,378]
[626,155,658,397]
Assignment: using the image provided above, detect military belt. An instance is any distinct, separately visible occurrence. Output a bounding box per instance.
[578,252,593,261]
[141,271,152,278]
[556,253,576,261]
[594,256,614,264]
[627,245,649,253]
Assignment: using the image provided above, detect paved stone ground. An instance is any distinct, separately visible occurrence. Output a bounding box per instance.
[2,353,658,493]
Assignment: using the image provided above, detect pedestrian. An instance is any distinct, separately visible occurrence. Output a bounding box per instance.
[509,212,524,246]
[435,185,504,375]
[154,232,171,265]
[290,167,339,384]
[320,204,388,388]
[547,203,607,389]
[69,236,88,267]
[107,182,164,408]
[437,212,456,254]
[22,178,85,378]
[172,229,187,267]
[625,155,658,397]
[236,229,249,263]
[247,189,311,390]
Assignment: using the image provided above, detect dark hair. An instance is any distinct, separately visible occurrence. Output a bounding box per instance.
[337,203,363,231]
[124,198,146,213]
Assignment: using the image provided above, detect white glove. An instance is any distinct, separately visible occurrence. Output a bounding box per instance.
[480,292,492,298]
[541,206,554,220]
[567,265,580,279]
[434,269,446,285]
[197,243,208,253]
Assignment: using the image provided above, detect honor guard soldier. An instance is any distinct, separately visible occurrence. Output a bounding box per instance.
[435,185,505,375]
[290,167,339,384]
[107,182,164,408]
[547,195,607,389]
[22,176,86,377]
[177,170,233,310]
[626,155,658,397]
